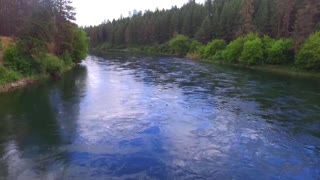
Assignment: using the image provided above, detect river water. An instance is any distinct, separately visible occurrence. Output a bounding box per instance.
[0,52,319,179]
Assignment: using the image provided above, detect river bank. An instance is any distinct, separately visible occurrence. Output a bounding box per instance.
[92,49,320,80]
[204,60,320,79]
[0,64,77,94]
[0,77,41,93]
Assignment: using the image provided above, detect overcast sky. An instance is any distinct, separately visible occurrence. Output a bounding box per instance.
[73,0,206,26]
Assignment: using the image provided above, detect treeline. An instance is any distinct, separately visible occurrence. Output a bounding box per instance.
[86,0,320,47]
[0,0,88,85]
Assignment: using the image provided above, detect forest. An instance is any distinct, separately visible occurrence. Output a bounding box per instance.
[0,0,88,86]
[86,0,320,71]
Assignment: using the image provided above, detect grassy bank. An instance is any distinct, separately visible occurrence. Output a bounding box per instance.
[0,61,77,94]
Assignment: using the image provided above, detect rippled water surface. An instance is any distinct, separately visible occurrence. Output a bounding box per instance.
[0,52,320,179]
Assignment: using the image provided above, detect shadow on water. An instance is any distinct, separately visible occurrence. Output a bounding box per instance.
[0,65,88,179]
[0,51,319,179]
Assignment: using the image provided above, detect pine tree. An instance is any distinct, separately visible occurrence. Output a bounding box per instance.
[294,0,320,48]
[239,0,254,35]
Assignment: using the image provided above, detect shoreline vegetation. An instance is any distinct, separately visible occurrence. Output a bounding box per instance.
[0,0,89,93]
[92,48,320,80]
[86,0,320,79]
[91,31,320,80]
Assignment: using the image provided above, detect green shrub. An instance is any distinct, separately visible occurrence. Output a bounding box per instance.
[295,32,320,70]
[3,45,34,75]
[71,28,89,63]
[262,35,275,59]
[243,33,260,42]
[203,39,227,59]
[222,37,245,63]
[240,37,263,65]
[212,51,224,62]
[168,35,191,56]
[0,66,21,85]
[189,40,202,53]
[62,51,74,66]
[266,39,294,64]
[36,54,64,74]
[16,37,47,57]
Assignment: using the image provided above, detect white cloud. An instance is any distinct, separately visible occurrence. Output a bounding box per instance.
[72,0,205,26]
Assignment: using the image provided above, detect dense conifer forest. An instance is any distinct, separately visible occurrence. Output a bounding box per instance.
[86,0,320,71]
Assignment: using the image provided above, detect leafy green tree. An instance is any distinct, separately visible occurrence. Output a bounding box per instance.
[168,35,191,56]
[71,28,89,63]
[189,40,202,53]
[240,37,263,65]
[3,45,34,75]
[203,39,226,59]
[222,37,245,63]
[295,32,320,70]
[262,35,275,58]
[266,38,294,64]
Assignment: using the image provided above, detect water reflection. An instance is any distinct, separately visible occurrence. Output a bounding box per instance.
[0,52,319,179]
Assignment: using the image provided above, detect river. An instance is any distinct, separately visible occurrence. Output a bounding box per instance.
[0,52,319,179]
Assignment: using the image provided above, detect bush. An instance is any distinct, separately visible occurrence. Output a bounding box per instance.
[222,37,245,63]
[189,40,202,53]
[240,37,263,65]
[36,54,64,74]
[203,39,227,59]
[212,51,224,62]
[168,35,191,56]
[262,35,275,59]
[266,39,294,64]
[71,28,89,63]
[243,33,260,42]
[295,32,320,70]
[62,51,74,66]
[0,66,21,85]
[3,45,34,75]
[16,37,47,57]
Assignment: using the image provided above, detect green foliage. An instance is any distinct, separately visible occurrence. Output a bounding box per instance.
[3,45,34,75]
[71,28,89,63]
[0,66,21,85]
[212,51,224,62]
[296,32,320,70]
[240,37,264,65]
[62,51,74,66]
[266,39,294,64]
[16,37,47,57]
[189,40,202,53]
[168,35,191,56]
[203,39,227,59]
[243,33,260,42]
[222,37,245,63]
[35,54,65,74]
[262,35,276,58]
